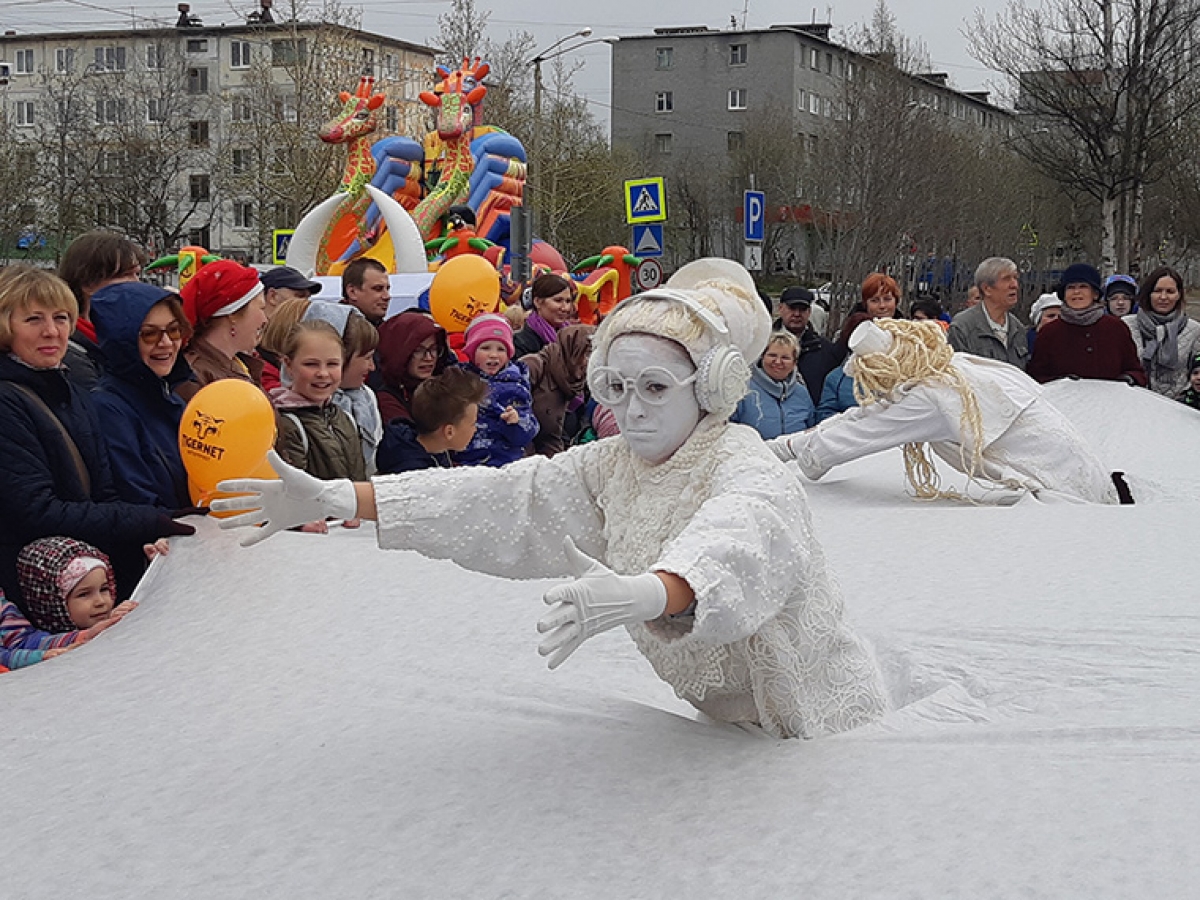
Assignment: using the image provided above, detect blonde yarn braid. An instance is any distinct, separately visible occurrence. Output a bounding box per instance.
[850,319,986,500]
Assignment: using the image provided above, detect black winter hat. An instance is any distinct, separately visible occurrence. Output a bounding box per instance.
[1057,263,1102,300]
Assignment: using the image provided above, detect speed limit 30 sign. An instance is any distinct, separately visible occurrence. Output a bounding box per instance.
[634,258,663,291]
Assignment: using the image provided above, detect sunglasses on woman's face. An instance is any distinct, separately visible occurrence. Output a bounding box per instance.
[138,322,184,346]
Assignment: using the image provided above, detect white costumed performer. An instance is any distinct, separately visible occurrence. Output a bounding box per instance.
[213,259,888,739]
[769,318,1123,504]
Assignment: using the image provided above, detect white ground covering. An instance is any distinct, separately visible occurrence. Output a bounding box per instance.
[3,380,1199,898]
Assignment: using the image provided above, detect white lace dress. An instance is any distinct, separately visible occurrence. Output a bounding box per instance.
[373,416,887,739]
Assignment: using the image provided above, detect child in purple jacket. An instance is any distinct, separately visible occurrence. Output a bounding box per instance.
[0,536,149,669]
[456,314,539,466]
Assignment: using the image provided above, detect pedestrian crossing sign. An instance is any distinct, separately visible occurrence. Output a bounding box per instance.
[624,177,667,224]
[273,229,295,265]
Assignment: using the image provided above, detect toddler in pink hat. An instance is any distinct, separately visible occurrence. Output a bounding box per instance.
[457,313,539,466]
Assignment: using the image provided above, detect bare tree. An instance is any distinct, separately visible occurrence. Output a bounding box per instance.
[435,0,490,67]
[221,5,381,260]
[969,0,1200,274]
[26,39,219,257]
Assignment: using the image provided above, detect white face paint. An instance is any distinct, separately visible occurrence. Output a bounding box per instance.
[606,334,703,465]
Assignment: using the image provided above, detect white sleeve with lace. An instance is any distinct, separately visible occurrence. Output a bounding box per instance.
[373,443,611,580]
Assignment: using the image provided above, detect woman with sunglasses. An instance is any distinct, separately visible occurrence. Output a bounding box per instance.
[214,260,887,740]
[90,281,195,509]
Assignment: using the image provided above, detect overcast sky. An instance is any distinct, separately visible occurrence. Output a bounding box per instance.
[1,0,1014,122]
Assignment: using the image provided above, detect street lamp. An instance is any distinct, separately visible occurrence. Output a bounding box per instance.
[527,29,620,240]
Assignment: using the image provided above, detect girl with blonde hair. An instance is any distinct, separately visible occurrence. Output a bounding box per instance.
[770,318,1125,504]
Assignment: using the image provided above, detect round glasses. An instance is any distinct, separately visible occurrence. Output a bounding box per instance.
[138,322,184,346]
[589,365,697,407]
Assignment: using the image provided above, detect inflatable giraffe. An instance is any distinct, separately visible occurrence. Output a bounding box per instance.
[285,75,425,276]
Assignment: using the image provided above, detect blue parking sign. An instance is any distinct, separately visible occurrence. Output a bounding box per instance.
[744,191,765,243]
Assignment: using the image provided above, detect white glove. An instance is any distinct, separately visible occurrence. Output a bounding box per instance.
[537,538,668,670]
[211,449,358,547]
[767,434,830,481]
[766,435,796,463]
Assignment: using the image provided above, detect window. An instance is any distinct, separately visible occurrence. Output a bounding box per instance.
[823,97,833,118]
[94,46,127,72]
[809,92,820,115]
[15,100,34,127]
[274,201,297,228]
[187,226,211,247]
[825,52,832,74]
[729,44,746,65]
[231,148,250,175]
[655,47,673,70]
[847,61,855,81]
[274,97,298,122]
[272,39,307,66]
[654,132,672,154]
[186,39,208,54]
[16,150,35,170]
[99,150,126,174]
[383,53,399,79]
[94,98,127,124]
[810,48,820,70]
[271,148,291,173]
[231,95,251,122]
[230,40,251,69]
[361,48,375,76]
[15,49,34,75]
[147,98,166,122]
[189,120,210,147]
[728,88,747,110]
[55,48,74,74]
[96,202,119,228]
[835,56,845,78]
[798,89,808,111]
[189,174,210,202]
[146,43,164,70]
[655,91,673,113]
[727,131,744,152]
[187,67,208,94]
[233,201,253,229]
[385,105,398,131]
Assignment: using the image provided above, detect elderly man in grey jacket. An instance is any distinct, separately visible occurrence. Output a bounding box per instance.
[948,257,1029,369]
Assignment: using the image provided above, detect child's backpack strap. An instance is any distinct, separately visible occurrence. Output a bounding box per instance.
[283,412,309,460]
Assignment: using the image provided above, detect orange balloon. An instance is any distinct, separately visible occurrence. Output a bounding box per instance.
[428,254,500,333]
[178,380,278,510]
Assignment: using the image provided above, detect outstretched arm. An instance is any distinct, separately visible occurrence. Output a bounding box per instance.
[770,387,957,478]
[215,447,609,581]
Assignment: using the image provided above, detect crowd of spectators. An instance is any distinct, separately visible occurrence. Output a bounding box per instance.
[1,232,1197,671]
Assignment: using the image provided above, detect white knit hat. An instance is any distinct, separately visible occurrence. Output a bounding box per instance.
[666,258,772,362]
[1030,292,1062,327]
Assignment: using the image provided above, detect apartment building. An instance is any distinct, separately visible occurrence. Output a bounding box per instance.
[612,23,1011,165]
[0,2,436,261]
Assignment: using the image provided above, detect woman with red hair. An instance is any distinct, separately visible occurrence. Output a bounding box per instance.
[822,274,904,422]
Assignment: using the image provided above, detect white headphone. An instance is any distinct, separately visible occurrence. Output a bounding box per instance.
[609,287,751,414]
